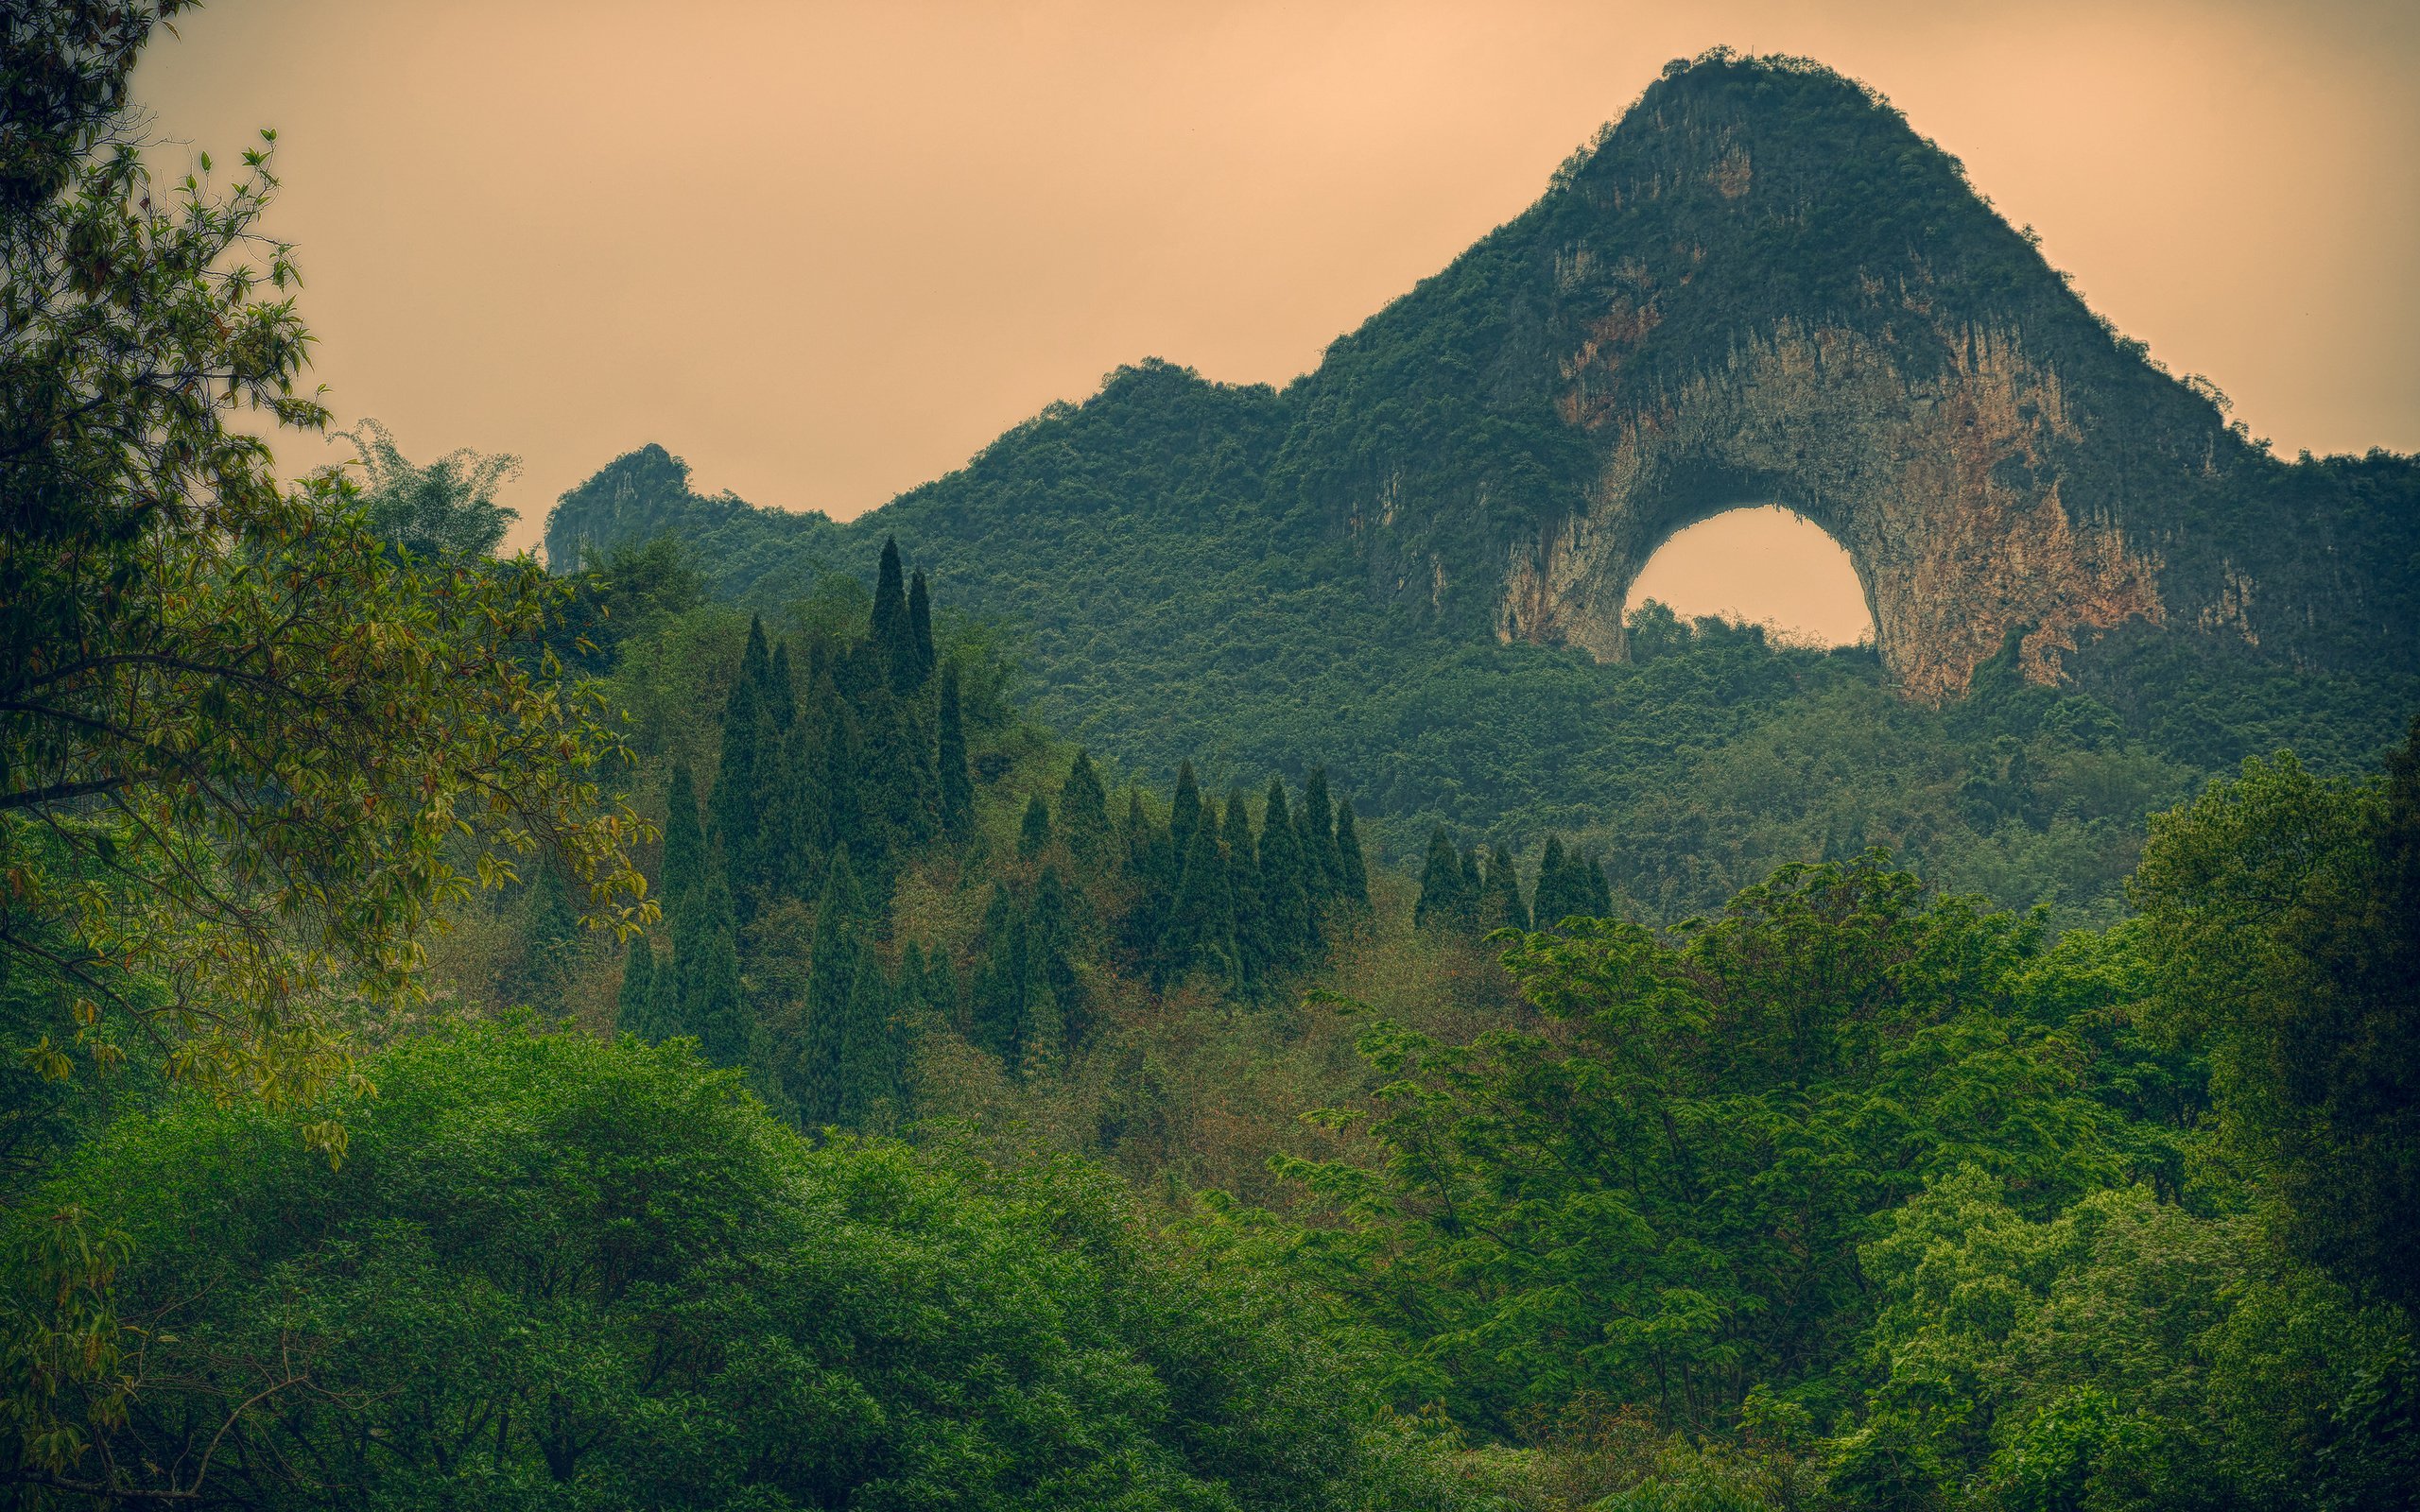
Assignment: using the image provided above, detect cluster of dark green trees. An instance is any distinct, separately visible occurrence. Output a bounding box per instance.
[613,540,964,1127]
[604,540,1373,1123]
[1414,828,1610,936]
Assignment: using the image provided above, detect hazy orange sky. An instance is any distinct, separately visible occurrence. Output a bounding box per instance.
[132,1,2420,642]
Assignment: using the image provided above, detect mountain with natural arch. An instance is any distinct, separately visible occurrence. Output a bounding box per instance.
[547,51,2419,905]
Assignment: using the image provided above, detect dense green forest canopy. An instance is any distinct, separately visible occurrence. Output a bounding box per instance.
[4,10,2416,1511]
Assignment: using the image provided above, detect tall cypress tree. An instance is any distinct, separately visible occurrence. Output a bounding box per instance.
[1120,787,1173,967]
[1060,750,1110,865]
[513,862,580,1004]
[871,537,911,686]
[937,661,974,841]
[799,847,868,1125]
[969,882,1026,1063]
[1168,761,1202,862]
[1020,865,1080,1075]
[616,939,664,1040]
[1578,848,1613,918]
[1415,828,1463,933]
[832,942,902,1128]
[1533,833,1577,927]
[1478,844,1530,933]
[906,570,936,689]
[680,876,750,1067]
[861,684,935,868]
[711,673,769,900]
[1257,777,1314,964]
[1336,799,1369,908]
[1301,767,1341,904]
[766,640,797,730]
[661,763,705,907]
[1459,846,1486,931]
[1222,789,1270,988]
[804,672,867,874]
[739,614,771,697]
[1164,807,1237,989]
[1018,794,1053,858]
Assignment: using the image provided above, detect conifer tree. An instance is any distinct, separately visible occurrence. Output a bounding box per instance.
[1478,844,1530,933]
[616,939,663,1040]
[1061,750,1111,865]
[804,673,867,873]
[1120,787,1173,965]
[739,613,772,696]
[1335,799,1370,907]
[766,640,797,730]
[1415,828,1464,933]
[969,884,1026,1063]
[871,537,912,688]
[937,661,974,841]
[1169,760,1202,861]
[1301,767,1341,903]
[1532,833,1577,927]
[1019,794,1053,858]
[832,943,902,1127]
[1257,776,1314,964]
[1164,807,1237,988]
[1020,865,1081,1074]
[513,862,581,1004]
[1222,789,1270,988]
[1579,848,1614,917]
[799,847,870,1124]
[906,570,936,689]
[860,684,935,868]
[711,674,769,901]
[661,763,706,906]
[679,876,750,1067]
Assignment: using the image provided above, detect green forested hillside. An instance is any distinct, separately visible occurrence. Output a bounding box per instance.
[7,14,2416,1512]
[544,54,2420,924]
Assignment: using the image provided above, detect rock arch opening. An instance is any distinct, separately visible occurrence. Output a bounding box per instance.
[1623,505,1876,648]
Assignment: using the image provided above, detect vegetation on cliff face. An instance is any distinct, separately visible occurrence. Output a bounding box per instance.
[6,13,2416,1511]
[543,60,2416,925]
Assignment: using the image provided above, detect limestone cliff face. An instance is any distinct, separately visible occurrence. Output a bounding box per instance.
[1288,53,2415,700]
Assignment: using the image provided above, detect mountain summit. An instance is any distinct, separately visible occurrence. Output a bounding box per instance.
[547,51,2416,857]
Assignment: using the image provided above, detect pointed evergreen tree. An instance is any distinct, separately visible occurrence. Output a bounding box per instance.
[1301,766,1341,904]
[1257,777,1314,964]
[616,939,665,1040]
[871,536,913,688]
[1060,750,1111,865]
[799,847,869,1124]
[680,876,750,1067]
[766,640,797,730]
[906,569,936,689]
[804,672,868,873]
[1459,846,1486,931]
[711,673,769,900]
[1478,844,1531,933]
[1120,787,1173,967]
[1018,794,1053,858]
[1163,806,1238,988]
[1532,833,1578,927]
[1168,760,1202,861]
[937,661,974,841]
[1579,848,1614,918]
[861,683,936,867]
[512,862,580,1004]
[739,613,772,696]
[661,763,706,906]
[969,882,1027,1063]
[832,943,902,1127]
[1222,789,1270,988]
[1415,828,1464,933]
[1335,798,1369,908]
[1020,865,1081,1074]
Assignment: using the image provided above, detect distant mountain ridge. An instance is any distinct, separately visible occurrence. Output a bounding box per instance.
[546,51,2418,892]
